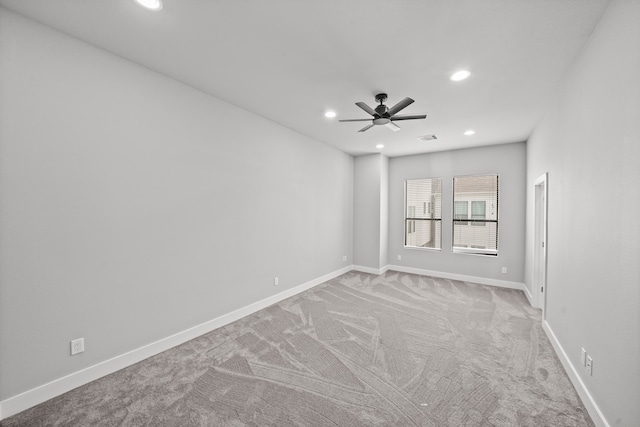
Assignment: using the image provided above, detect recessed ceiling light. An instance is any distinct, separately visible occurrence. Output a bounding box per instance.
[450,70,471,81]
[324,111,336,118]
[135,0,163,11]
[376,144,384,149]
[464,130,475,136]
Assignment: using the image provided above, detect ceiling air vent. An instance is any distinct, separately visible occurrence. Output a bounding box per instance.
[418,134,438,142]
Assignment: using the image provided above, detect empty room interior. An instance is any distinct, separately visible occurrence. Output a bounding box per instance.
[0,0,638,426]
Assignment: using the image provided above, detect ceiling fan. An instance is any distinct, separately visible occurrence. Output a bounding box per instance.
[339,93,427,132]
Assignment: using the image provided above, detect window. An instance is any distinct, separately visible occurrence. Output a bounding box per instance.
[405,178,442,249]
[452,174,498,255]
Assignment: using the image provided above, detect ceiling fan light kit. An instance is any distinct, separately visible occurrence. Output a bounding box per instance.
[339,93,427,132]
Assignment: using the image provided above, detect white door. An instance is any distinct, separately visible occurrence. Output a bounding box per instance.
[534,173,548,317]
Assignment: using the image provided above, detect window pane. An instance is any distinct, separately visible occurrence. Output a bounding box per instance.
[454,201,468,225]
[405,179,442,219]
[471,200,486,226]
[471,201,486,219]
[454,201,468,219]
[405,178,442,249]
[405,220,442,249]
[453,221,497,250]
[453,175,498,254]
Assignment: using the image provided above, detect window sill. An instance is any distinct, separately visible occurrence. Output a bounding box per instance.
[404,245,442,252]
[452,247,498,257]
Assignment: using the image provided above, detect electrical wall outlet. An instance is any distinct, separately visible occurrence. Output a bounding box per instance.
[501,267,508,274]
[581,347,587,366]
[71,338,84,356]
[397,255,402,261]
[586,355,593,375]
[342,255,347,262]
[273,277,279,286]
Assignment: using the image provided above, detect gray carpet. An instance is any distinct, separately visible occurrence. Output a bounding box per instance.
[1,271,594,426]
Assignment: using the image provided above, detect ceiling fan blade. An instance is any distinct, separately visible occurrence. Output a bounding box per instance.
[355,102,377,117]
[385,122,401,132]
[358,123,375,132]
[338,118,374,122]
[390,114,427,121]
[387,97,414,116]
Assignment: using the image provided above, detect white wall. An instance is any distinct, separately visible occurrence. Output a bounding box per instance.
[353,154,388,271]
[379,155,389,268]
[525,0,640,424]
[0,8,353,404]
[389,143,526,285]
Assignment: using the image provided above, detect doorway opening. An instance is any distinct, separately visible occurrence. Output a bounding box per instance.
[534,173,548,317]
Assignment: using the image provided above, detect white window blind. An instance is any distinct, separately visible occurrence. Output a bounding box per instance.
[452,174,498,255]
[405,178,442,249]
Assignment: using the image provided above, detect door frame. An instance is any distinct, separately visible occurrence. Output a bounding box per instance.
[533,173,548,317]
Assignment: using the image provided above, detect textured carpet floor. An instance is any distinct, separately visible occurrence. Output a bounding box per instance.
[2,271,593,426]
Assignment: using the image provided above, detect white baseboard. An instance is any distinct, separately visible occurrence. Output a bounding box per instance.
[522,283,535,307]
[542,320,609,427]
[0,266,352,421]
[351,264,390,275]
[386,264,525,291]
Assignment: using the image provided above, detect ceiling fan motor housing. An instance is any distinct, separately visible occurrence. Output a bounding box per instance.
[374,93,390,117]
[375,104,389,116]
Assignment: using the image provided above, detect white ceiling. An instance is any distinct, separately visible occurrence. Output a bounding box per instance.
[0,0,611,157]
